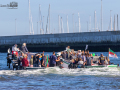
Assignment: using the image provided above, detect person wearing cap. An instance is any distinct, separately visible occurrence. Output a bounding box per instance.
[98,53,105,65]
[12,44,19,56]
[21,43,29,54]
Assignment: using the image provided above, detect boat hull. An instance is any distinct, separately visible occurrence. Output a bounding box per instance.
[26,67,45,70]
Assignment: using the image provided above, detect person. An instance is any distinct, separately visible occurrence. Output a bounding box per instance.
[86,54,93,66]
[66,46,71,59]
[98,53,105,65]
[78,58,85,66]
[85,50,87,54]
[86,50,89,54]
[69,51,73,60]
[41,53,46,67]
[21,54,29,69]
[7,55,12,68]
[30,55,33,67]
[61,51,66,59]
[81,50,84,54]
[12,44,19,56]
[18,57,23,70]
[77,50,81,58]
[90,53,94,60]
[65,51,68,59]
[21,43,29,54]
[81,53,86,63]
[61,51,63,58]
[13,54,18,60]
[105,56,110,65]
[74,58,78,64]
[50,51,57,67]
[56,56,63,66]
[68,59,78,68]
[38,55,41,67]
[33,54,39,67]
[36,54,41,67]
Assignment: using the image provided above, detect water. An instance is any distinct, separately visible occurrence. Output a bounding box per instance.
[0,52,120,90]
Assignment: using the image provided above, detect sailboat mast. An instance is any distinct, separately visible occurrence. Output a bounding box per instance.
[72,14,74,33]
[94,10,96,31]
[101,0,103,31]
[78,13,80,32]
[67,15,69,33]
[117,14,118,30]
[114,15,115,31]
[42,16,44,34]
[61,17,62,33]
[37,22,38,34]
[58,15,60,33]
[62,18,64,33]
[39,5,41,34]
[89,16,91,32]
[49,4,50,34]
[110,10,112,31]
[29,0,31,34]
[15,19,17,35]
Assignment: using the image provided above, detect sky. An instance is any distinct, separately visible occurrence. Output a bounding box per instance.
[0,0,120,36]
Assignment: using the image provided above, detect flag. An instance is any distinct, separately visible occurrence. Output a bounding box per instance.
[109,49,118,58]
[85,45,88,50]
[46,56,49,67]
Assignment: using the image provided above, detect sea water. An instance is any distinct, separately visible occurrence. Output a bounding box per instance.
[0,52,120,90]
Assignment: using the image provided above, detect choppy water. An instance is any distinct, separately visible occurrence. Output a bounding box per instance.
[0,52,120,90]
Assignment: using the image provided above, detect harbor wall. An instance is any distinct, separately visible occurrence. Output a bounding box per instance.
[0,31,120,52]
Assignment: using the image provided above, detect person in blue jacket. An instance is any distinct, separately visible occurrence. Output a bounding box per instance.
[50,51,57,67]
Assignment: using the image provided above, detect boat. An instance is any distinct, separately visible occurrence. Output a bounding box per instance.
[60,57,118,69]
[57,51,119,69]
[26,67,45,70]
[7,46,119,70]
[7,50,46,70]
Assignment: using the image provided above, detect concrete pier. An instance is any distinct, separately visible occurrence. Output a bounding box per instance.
[0,31,120,52]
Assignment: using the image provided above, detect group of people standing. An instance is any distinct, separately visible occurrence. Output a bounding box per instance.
[10,43,63,69]
[30,53,47,67]
[61,46,110,68]
[8,44,111,69]
[11,43,30,69]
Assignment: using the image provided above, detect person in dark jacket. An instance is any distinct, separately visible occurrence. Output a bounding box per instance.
[21,43,28,54]
[33,54,39,67]
[50,51,57,67]
[41,53,47,67]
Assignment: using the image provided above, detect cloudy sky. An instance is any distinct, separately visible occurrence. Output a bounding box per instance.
[0,0,120,36]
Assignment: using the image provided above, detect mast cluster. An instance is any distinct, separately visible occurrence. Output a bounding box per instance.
[28,0,119,35]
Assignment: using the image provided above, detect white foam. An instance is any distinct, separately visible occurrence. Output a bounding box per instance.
[0,67,120,77]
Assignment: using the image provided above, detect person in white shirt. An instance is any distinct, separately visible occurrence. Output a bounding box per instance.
[12,44,19,56]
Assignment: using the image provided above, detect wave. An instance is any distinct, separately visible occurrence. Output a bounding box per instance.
[0,67,120,77]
